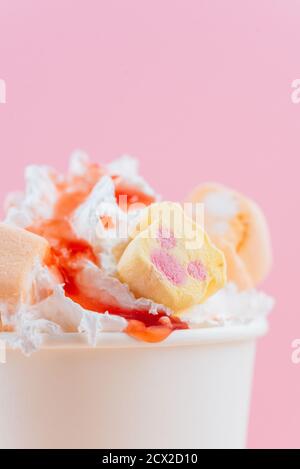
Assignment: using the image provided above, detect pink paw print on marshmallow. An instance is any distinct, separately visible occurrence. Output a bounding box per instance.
[151,249,186,286]
[187,260,207,281]
[153,229,207,284]
[118,203,226,313]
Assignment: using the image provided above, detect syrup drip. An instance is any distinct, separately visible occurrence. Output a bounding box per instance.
[115,182,155,209]
[54,163,104,218]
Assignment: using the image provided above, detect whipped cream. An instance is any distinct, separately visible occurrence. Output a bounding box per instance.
[0,152,273,354]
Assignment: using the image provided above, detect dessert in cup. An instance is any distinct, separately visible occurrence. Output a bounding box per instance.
[0,152,273,448]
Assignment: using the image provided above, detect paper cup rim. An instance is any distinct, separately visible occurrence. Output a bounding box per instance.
[0,317,269,350]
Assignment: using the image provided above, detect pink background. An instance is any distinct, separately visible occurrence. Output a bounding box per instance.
[0,0,299,448]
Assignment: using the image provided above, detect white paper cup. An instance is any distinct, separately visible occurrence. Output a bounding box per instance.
[0,318,268,449]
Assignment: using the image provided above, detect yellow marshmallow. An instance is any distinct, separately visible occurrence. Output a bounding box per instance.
[117,203,226,312]
[185,183,272,288]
